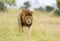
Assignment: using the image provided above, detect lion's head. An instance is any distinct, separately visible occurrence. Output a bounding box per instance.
[24,15,32,26]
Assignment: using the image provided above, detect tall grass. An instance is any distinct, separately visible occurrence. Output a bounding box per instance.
[0,9,60,41]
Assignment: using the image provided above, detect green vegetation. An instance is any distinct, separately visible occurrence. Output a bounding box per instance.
[0,0,16,5]
[45,6,54,12]
[56,0,60,9]
[0,9,60,41]
[34,6,45,11]
[23,1,31,8]
[0,1,6,11]
[54,9,60,16]
[0,0,16,11]
[54,0,60,16]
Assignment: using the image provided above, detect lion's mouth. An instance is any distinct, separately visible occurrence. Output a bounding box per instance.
[26,19,32,24]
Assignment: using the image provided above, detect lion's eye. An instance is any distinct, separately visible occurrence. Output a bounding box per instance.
[27,17,29,19]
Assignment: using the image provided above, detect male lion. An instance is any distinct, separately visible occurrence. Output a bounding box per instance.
[18,8,33,32]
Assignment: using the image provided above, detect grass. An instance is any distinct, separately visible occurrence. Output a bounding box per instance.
[0,9,60,41]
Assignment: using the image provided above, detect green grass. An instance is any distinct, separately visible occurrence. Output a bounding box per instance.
[0,9,60,41]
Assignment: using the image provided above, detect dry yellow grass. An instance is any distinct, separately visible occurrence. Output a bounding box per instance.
[0,9,60,41]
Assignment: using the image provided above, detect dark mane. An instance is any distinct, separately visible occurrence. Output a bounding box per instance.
[18,8,33,32]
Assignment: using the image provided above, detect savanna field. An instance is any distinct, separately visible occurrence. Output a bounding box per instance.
[0,9,60,41]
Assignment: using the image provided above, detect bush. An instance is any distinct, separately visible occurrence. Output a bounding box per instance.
[54,9,60,16]
[34,6,45,11]
[0,1,6,11]
[23,1,31,8]
[45,6,54,12]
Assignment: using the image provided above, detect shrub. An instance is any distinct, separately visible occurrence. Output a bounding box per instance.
[0,1,6,11]
[45,6,54,12]
[54,9,60,16]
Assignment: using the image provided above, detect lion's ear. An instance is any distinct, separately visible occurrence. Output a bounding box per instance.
[30,11,33,14]
[31,12,33,14]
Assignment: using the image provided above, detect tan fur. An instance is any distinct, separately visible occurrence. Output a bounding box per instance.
[18,8,33,32]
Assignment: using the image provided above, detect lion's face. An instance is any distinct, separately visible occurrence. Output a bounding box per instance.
[24,15,32,25]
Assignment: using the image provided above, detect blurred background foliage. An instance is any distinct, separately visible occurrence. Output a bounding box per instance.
[0,0,16,5]
[0,0,16,11]
[0,0,60,16]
